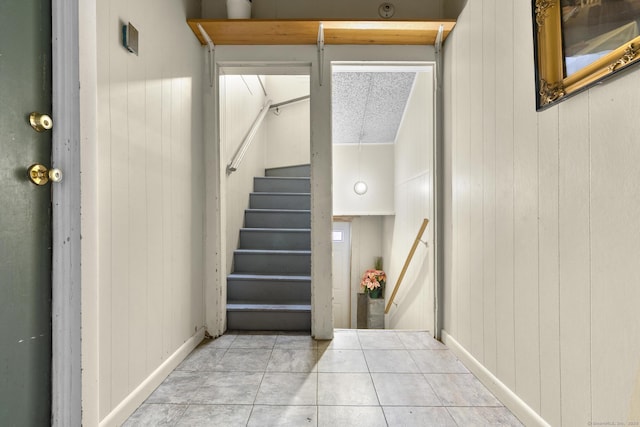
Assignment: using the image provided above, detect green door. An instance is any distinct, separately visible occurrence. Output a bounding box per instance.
[0,0,53,425]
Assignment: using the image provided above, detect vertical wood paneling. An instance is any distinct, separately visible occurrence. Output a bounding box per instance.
[493,0,515,391]
[446,1,640,425]
[142,1,165,368]
[448,21,459,339]
[558,96,591,426]
[145,77,164,369]
[481,0,497,375]
[512,0,540,413]
[127,58,149,390]
[96,0,113,417]
[589,69,640,423]
[160,77,173,359]
[95,0,204,421]
[186,74,204,339]
[442,24,455,335]
[454,1,471,349]
[173,77,186,344]
[387,69,434,331]
[171,78,182,347]
[468,0,485,362]
[538,108,561,426]
[389,178,432,330]
[109,8,131,405]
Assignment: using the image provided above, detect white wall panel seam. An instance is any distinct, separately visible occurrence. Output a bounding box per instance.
[511,0,517,392]
[587,89,593,423]
[536,101,542,419]
[480,0,486,366]
[557,103,563,427]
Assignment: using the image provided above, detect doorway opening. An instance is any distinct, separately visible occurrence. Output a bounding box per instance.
[332,220,352,328]
[218,67,312,332]
[331,62,436,331]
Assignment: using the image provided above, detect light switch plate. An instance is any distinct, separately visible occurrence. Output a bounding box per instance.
[122,23,139,55]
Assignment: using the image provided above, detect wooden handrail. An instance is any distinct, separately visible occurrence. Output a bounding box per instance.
[384,218,429,314]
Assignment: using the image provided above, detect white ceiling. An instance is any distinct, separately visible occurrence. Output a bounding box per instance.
[332,72,416,145]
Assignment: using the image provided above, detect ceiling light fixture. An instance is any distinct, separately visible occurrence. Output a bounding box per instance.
[354,181,368,195]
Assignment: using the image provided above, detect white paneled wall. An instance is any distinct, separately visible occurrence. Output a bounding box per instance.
[93,0,204,423]
[444,0,640,425]
[332,144,395,216]
[221,75,268,273]
[265,75,310,169]
[383,71,435,331]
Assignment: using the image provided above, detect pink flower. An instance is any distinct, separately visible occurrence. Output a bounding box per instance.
[360,269,386,293]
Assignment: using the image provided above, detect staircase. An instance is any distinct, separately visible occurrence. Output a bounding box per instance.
[226,164,311,331]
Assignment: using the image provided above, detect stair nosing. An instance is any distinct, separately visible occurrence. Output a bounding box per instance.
[245,209,311,214]
[227,303,311,311]
[250,192,310,196]
[240,227,311,232]
[234,249,311,254]
[228,273,311,280]
[255,176,310,180]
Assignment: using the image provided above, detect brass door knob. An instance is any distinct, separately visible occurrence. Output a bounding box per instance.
[28,164,63,186]
[29,112,53,132]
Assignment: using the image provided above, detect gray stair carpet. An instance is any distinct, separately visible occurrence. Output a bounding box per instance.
[227,164,311,331]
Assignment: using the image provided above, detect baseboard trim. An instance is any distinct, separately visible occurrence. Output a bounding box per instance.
[98,328,205,427]
[441,330,551,427]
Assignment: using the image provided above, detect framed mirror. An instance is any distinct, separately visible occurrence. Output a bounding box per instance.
[533,0,640,110]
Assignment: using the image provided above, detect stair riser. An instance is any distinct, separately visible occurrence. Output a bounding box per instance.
[265,165,310,177]
[245,211,310,229]
[227,310,311,331]
[234,253,311,275]
[227,280,311,303]
[240,230,310,250]
[254,177,310,193]
[249,193,310,210]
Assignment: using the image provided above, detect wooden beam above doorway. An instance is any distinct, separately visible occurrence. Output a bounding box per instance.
[187,19,456,46]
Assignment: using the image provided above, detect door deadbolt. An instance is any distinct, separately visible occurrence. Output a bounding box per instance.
[28,164,63,186]
[29,112,53,132]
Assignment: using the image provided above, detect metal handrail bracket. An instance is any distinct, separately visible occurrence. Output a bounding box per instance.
[270,95,310,110]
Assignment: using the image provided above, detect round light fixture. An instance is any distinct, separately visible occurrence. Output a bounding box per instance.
[354,181,368,195]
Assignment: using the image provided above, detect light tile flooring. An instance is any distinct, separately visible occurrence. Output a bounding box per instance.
[124,329,523,426]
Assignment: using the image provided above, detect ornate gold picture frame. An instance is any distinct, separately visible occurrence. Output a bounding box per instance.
[534,0,640,110]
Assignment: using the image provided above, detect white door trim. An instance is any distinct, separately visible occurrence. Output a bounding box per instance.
[207,46,335,339]
[51,0,82,425]
[206,45,437,341]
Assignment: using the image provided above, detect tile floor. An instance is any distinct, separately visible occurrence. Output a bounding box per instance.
[124,329,523,426]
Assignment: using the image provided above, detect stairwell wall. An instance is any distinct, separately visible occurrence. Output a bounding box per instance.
[332,144,395,216]
[382,70,435,331]
[221,75,269,274]
[264,75,311,169]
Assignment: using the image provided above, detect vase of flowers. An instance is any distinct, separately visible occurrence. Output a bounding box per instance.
[360,263,386,299]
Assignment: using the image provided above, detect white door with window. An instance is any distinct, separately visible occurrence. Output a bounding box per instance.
[332,221,351,328]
